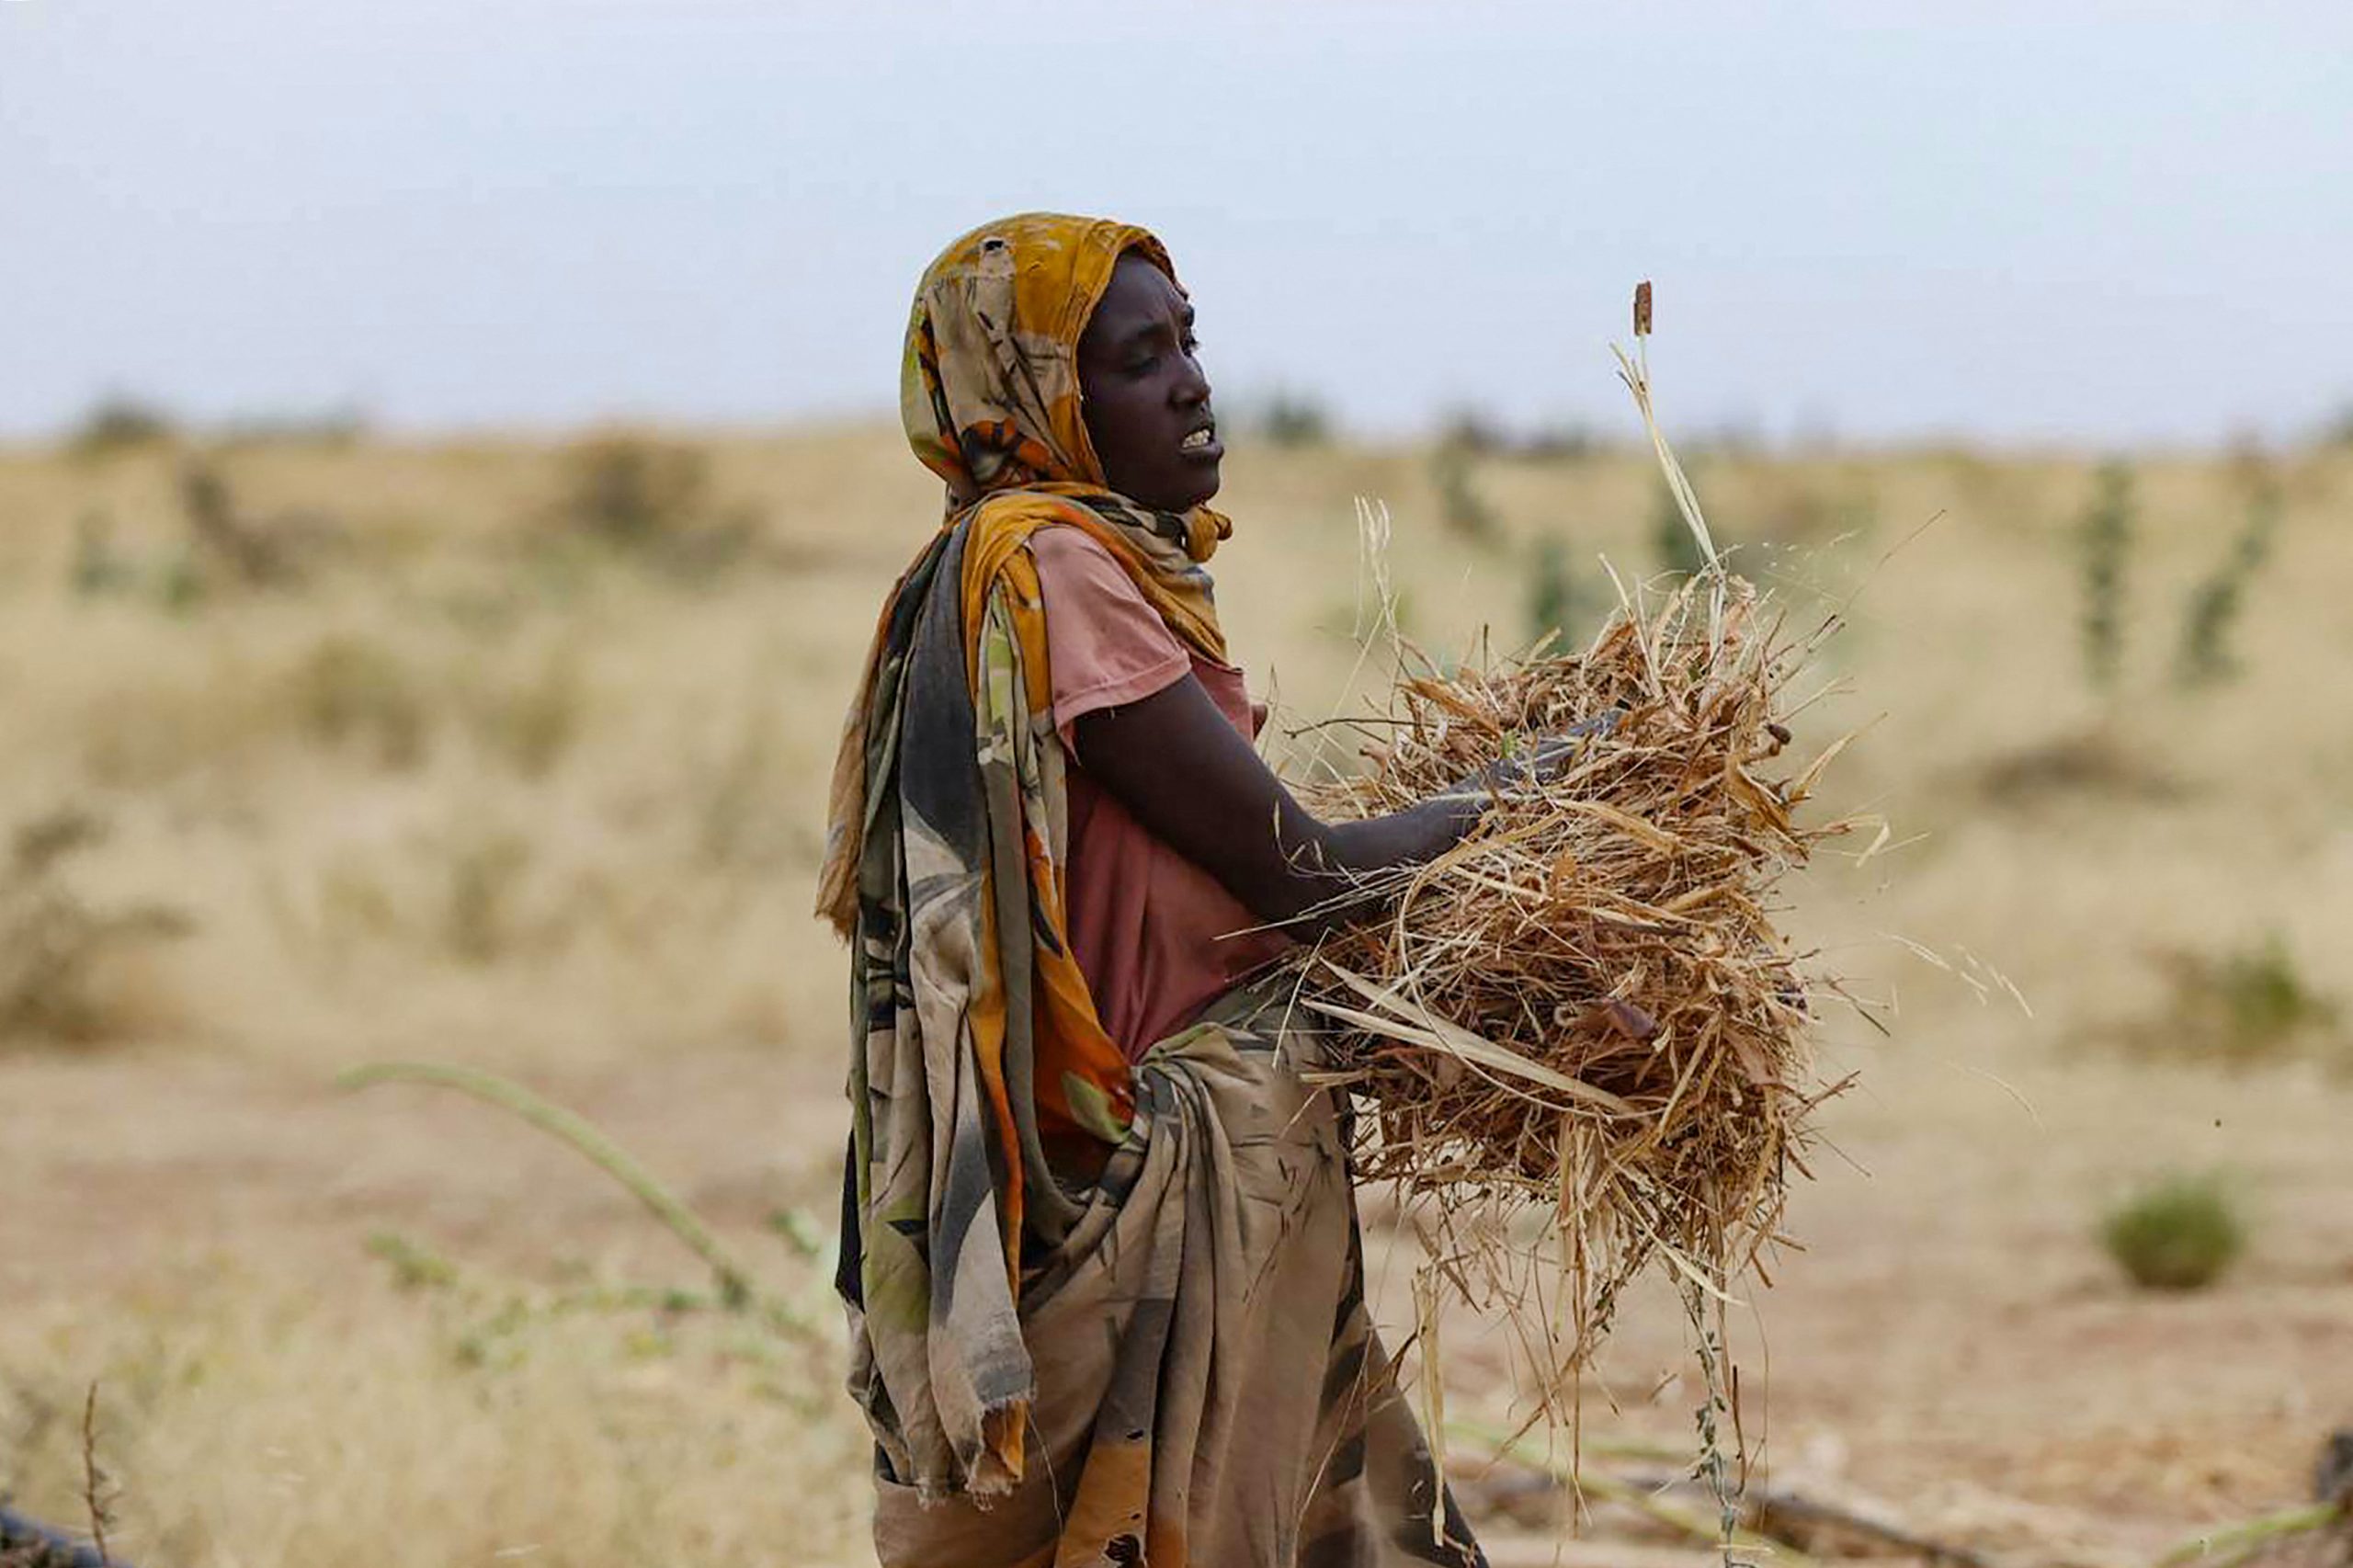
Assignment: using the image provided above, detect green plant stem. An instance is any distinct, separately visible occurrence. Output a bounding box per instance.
[2154,1501,2344,1568]
[340,1061,775,1318]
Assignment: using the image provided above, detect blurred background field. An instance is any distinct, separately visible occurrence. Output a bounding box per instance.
[12,2,2353,1560]
[4,416,2350,1566]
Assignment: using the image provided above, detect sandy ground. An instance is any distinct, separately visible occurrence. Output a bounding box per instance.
[6,431,2351,1566]
[12,1003,2349,1564]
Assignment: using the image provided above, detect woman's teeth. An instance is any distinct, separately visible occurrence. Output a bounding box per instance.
[1180,429,1213,452]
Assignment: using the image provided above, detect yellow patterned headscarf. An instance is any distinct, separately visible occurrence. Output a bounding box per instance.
[899,210,1233,562]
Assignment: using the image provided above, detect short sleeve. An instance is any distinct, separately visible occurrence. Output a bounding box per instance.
[1030,526,1192,753]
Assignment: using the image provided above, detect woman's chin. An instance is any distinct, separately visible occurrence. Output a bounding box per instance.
[1116,460,1221,514]
[1171,463,1222,511]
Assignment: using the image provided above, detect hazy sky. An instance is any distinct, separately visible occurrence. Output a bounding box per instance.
[5,2,2350,446]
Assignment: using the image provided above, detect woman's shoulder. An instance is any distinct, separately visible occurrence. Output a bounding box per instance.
[1027,518,1130,580]
[961,494,1134,588]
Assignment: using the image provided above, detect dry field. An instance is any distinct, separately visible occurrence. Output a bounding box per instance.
[4,424,2350,1567]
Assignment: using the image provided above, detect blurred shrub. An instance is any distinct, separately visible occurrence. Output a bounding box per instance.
[551,435,755,577]
[1436,407,1506,458]
[1751,471,1878,549]
[2100,1171,2245,1291]
[1433,407,1612,463]
[181,455,317,590]
[443,833,534,966]
[70,512,139,598]
[1687,420,1766,461]
[1257,391,1332,449]
[309,829,551,969]
[1974,728,2181,809]
[2152,933,2342,1070]
[2076,461,2136,693]
[1430,437,1498,544]
[1525,534,1594,653]
[214,406,369,450]
[68,395,177,458]
[69,464,319,610]
[699,686,792,868]
[367,1230,460,1293]
[2041,456,2287,717]
[292,635,430,770]
[155,548,208,614]
[2176,472,2281,688]
[0,808,192,1047]
[289,638,589,779]
[1516,421,1608,463]
[557,436,710,549]
[463,650,586,780]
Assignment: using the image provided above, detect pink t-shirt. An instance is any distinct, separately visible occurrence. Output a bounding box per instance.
[1029,526,1293,1062]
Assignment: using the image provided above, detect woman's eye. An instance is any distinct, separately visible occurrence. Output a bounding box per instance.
[1123,336,1197,376]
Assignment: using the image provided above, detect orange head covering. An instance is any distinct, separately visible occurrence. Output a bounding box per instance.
[899,211,1230,562]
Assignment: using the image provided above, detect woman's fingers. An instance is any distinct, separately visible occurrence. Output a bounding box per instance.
[1521,710,1620,778]
[1562,710,1621,742]
[1433,711,1623,808]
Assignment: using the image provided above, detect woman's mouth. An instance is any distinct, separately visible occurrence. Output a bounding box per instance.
[1178,426,1222,460]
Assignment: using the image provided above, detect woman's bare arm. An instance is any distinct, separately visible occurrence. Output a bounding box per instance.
[1068,675,1483,933]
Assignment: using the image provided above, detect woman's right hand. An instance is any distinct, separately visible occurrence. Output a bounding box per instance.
[1432,710,1620,812]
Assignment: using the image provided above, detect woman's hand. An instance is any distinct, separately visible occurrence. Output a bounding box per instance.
[1432,710,1620,811]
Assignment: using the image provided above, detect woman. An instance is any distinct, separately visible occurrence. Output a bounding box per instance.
[819,212,1511,1568]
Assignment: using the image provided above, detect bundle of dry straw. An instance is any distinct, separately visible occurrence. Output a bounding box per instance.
[1289,291,1859,1369]
[1298,576,1847,1308]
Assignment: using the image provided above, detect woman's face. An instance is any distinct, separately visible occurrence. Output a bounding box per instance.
[1076,252,1222,512]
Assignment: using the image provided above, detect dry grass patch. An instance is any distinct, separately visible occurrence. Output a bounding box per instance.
[0,808,191,1049]
[0,1267,869,1568]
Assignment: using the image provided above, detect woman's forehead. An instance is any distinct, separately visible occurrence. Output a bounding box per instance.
[1086,256,1190,340]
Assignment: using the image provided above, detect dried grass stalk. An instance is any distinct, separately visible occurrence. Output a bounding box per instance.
[1290,568,1854,1368]
[1283,292,1863,1494]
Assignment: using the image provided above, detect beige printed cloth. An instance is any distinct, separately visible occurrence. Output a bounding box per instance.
[870,987,1483,1568]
